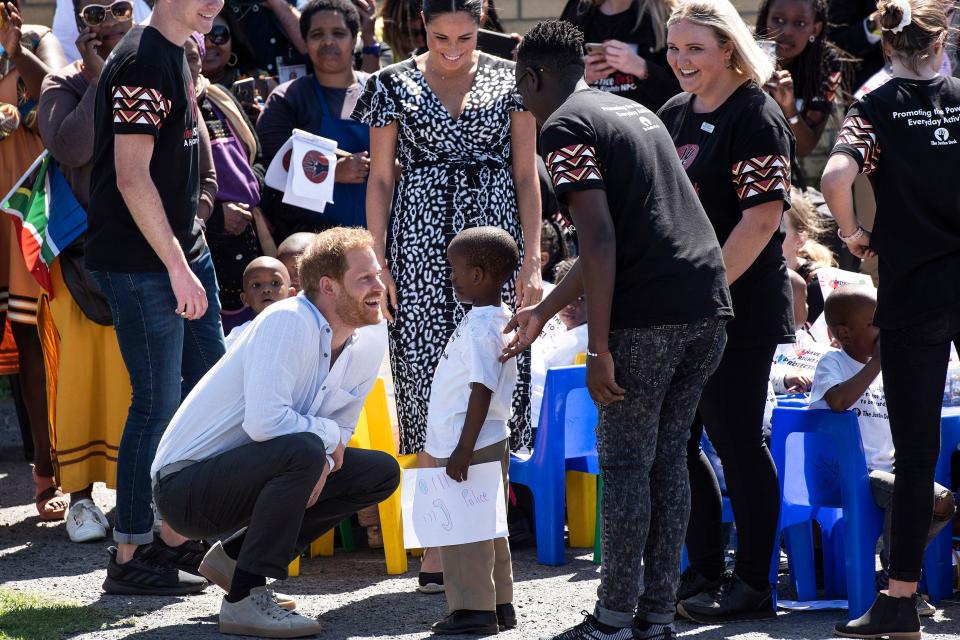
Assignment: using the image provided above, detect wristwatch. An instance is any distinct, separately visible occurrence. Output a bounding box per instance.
[362,42,382,56]
[787,113,801,125]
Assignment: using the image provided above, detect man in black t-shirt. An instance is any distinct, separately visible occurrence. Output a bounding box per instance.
[505,20,732,640]
[87,0,226,598]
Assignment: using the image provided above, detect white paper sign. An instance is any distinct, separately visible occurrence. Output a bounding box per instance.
[264,137,293,191]
[283,129,338,213]
[772,341,831,372]
[401,462,508,549]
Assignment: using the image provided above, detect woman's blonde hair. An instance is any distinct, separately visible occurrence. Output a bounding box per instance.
[583,0,679,50]
[667,0,775,86]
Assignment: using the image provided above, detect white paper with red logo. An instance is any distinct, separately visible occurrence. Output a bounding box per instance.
[280,129,338,213]
[809,267,876,343]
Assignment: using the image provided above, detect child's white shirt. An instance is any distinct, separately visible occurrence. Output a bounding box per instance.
[809,348,895,473]
[224,320,253,350]
[425,304,519,459]
[531,323,588,430]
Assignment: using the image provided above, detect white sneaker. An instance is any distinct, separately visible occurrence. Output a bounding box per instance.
[66,499,108,543]
[219,587,321,638]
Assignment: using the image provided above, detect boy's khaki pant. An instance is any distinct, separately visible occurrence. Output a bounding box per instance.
[434,438,513,612]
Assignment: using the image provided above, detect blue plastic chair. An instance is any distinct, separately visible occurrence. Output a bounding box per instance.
[920,407,960,602]
[777,393,810,407]
[510,365,598,566]
[770,407,884,619]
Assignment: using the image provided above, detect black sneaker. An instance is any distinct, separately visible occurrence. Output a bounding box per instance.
[103,545,207,596]
[677,573,775,623]
[431,610,499,635]
[497,603,517,630]
[542,612,636,640]
[151,537,210,574]
[633,619,675,640]
[676,567,724,602]
[835,592,920,639]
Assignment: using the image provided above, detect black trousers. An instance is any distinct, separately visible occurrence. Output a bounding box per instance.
[154,432,401,579]
[881,312,960,582]
[685,343,780,590]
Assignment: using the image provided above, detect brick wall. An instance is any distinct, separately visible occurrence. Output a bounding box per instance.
[500,0,763,34]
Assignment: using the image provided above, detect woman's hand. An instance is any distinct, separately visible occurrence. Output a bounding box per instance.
[378,264,398,323]
[602,40,648,80]
[584,52,614,83]
[336,151,370,184]
[516,257,542,310]
[0,2,23,60]
[765,69,797,118]
[353,0,377,45]
[843,228,876,260]
[76,27,105,82]
[223,202,253,235]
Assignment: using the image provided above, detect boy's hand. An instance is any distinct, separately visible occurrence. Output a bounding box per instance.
[587,353,625,406]
[785,373,812,393]
[446,446,473,482]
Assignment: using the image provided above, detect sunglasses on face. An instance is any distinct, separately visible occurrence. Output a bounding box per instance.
[205,24,231,46]
[79,0,133,27]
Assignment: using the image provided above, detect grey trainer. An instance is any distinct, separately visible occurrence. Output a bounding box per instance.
[219,587,321,638]
[200,541,297,610]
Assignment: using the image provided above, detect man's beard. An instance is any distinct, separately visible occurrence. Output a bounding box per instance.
[335,289,381,328]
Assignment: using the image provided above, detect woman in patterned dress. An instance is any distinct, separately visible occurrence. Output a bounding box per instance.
[353,0,541,584]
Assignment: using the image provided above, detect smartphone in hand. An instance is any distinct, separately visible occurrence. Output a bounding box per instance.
[585,42,605,57]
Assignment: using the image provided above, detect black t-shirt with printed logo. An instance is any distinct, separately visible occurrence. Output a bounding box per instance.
[832,76,960,329]
[658,82,795,346]
[540,88,732,330]
[87,26,205,273]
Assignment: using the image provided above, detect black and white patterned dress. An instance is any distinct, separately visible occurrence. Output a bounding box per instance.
[353,53,531,454]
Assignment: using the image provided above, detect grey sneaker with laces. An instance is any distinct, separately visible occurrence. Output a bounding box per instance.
[542,612,636,640]
[200,541,298,610]
[219,587,321,638]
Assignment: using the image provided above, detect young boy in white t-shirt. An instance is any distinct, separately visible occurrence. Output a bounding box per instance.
[426,226,519,636]
[810,286,955,613]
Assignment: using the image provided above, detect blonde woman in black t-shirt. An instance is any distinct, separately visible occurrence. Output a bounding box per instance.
[822,0,960,636]
[657,0,795,624]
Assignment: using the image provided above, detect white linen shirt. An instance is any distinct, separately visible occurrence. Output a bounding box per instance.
[425,304,518,459]
[151,293,387,480]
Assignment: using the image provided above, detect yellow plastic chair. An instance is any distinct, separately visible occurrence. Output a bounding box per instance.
[565,352,597,548]
[308,378,416,574]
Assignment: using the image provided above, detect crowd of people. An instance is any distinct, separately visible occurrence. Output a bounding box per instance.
[4,0,960,637]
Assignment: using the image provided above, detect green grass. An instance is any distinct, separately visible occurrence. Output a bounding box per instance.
[0,588,128,639]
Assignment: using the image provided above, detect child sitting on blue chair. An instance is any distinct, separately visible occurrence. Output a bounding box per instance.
[425,227,520,636]
[809,285,955,616]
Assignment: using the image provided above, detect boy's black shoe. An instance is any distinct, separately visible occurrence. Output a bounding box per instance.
[541,612,636,640]
[834,592,921,639]
[633,619,675,640]
[677,573,775,623]
[497,603,517,630]
[431,610,499,635]
[675,567,725,602]
[102,545,207,596]
[152,536,210,574]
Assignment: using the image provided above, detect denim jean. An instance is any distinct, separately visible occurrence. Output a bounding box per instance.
[594,317,726,628]
[881,310,960,581]
[91,248,225,544]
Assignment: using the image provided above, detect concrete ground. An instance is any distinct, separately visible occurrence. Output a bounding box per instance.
[3,404,960,640]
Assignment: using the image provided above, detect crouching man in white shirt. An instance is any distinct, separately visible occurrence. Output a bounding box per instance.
[150,228,400,638]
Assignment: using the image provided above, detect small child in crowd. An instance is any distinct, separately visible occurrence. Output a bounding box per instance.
[276,232,317,293]
[224,257,294,348]
[530,258,588,431]
[810,286,955,614]
[426,226,519,635]
[770,269,817,394]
